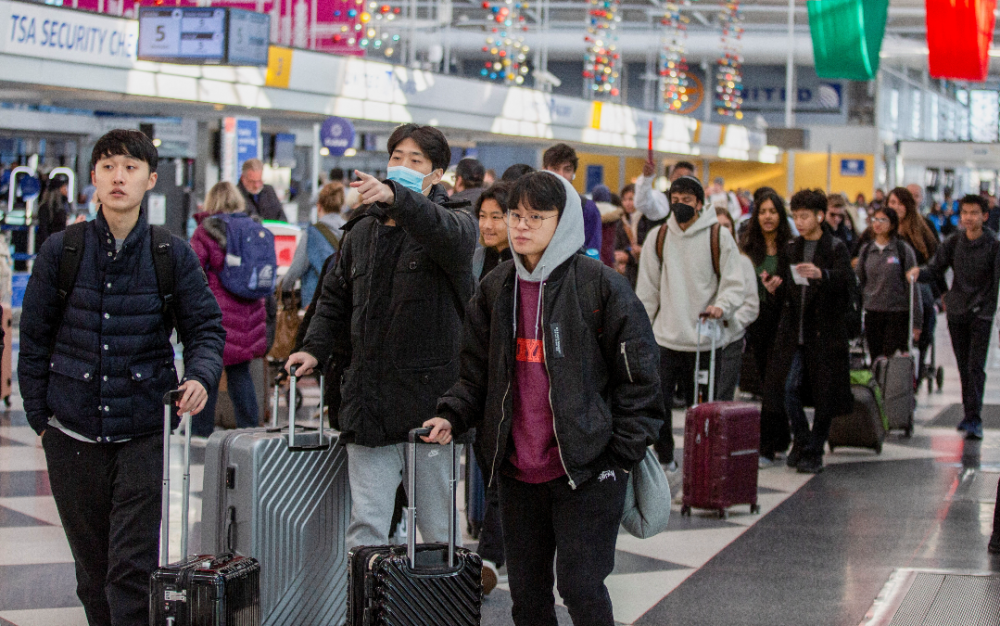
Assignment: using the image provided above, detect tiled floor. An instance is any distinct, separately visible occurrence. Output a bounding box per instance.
[2,314,1000,626]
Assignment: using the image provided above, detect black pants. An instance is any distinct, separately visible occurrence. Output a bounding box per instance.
[42,428,163,626]
[865,310,910,360]
[499,468,627,626]
[474,453,505,567]
[947,316,993,424]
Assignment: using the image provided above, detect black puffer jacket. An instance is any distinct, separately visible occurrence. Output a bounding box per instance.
[301,182,477,447]
[437,255,664,489]
[19,209,225,440]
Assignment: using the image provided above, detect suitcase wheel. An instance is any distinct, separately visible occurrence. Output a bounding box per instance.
[828,445,836,453]
[935,367,944,392]
[874,441,882,455]
[718,509,727,520]
[680,505,691,517]
[750,504,761,515]
[904,426,913,438]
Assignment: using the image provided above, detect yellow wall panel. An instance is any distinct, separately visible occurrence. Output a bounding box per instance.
[707,155,787,195]
[793,152,874,200]
[573,151,622,194]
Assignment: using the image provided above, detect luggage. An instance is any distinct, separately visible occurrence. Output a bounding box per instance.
[681,319,761,520]
[875,278,917,436]
[150,390,262,626]
[1,306,11,407]
[347,428,483,626]
[201,367,350,626]
[465,446,486,539]
[828,371,886,454]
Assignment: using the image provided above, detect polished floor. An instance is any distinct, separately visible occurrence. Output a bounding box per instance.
[2,314,999,626]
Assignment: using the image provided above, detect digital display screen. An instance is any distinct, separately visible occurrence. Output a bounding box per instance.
[138,7,269,66]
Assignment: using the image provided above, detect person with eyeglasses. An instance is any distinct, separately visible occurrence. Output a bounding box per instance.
[284,123,477,551]
[855,206,922,360]
[432,170,664,626]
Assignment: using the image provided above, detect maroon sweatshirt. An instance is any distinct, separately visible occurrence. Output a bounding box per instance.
[509,278,567,484]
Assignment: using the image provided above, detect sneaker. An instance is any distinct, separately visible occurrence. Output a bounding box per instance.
[758,455,775,469]
[665,460,679,473]
[481,560,499,596]
[989,534,1000,555]
[957,419,973,433]
[966,422,984,440]
[786,445,803,469]
[796,454,824,474]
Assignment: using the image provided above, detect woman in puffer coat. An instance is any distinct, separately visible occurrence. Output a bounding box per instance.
[189,182,268,436]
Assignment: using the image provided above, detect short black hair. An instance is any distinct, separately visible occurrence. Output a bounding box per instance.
[509,171,567,219]
[668,176,705,206]
[329,167,345,181]
[542,143,578,172]
[960,194,989,214]
[620,183,635,197]
[386,124,451,172]
[455,158,486,188]
[672,161,696,176]
[501,163,535,182]
[91,129,158,173]
[475,181,512,217]
[790,189,827,213]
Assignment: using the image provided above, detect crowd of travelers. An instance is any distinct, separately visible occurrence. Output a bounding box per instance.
[15,125,1000,626]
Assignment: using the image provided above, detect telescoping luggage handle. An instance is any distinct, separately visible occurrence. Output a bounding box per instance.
[693,317,719,405]
[407,427,458,570]
[272,364,328,451]
[908,275,916,355]
[160,389,192,567]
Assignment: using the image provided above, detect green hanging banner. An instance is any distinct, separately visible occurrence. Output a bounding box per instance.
[807,0,889,80]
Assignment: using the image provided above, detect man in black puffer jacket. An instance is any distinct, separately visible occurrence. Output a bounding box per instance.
[428,171,664,626]
[18,129,225,626]
[286,124,477,552]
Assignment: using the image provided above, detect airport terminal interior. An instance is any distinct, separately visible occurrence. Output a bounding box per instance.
[4,0,1000,623]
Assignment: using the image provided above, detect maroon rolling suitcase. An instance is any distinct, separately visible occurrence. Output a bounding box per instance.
[680,319,761,519]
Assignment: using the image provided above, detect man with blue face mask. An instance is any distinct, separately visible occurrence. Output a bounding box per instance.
[286,124,477,550]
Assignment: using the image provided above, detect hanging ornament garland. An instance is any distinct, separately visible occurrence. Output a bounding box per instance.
[583,0,622,98]
[659,0,691,112]
[714,0,744,118]
[480,0,531,84]
[331,0,402,57]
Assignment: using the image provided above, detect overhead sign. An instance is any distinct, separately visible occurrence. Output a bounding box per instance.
[319,116,355,156]
[840,159,866,177]
[221,116,261,183]
[265,45,293,88]
[137,7,268,66]
[1,0,137,68]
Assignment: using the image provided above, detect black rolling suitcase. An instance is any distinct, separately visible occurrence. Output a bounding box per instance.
[347,428,483,626]
[828,373,887,454]
[150,390,262,626]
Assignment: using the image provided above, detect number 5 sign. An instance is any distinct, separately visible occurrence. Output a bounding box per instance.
[266,46,294,88]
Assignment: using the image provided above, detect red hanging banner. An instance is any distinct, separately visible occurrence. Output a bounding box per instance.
[926,0,996,81]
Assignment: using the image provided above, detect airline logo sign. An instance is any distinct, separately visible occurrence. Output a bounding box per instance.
[1,0,138,68]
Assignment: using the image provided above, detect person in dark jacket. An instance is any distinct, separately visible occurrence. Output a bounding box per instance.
[18,129,225,626]
[543,143,602,256]
[237,158,287,221]
[451,157,487,207]
[909,194,1000,441]
[36,176,69,249]
[190,181,269,435]
[613,183,640,288]
[762,189,853,474]
[285,123,477,551]
[430,171,664,626]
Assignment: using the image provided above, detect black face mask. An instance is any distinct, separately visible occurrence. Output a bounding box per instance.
[671,202,697,224]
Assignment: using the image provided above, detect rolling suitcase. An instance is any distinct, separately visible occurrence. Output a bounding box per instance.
[680,319,761,520]
[150,390,262,626]
[828,372,887,454]
[875,279,917,436]
[201,367,350,626]
[347,428,483,626]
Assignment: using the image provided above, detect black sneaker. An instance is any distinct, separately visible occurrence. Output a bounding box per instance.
[989,534,1000,555]
[957,419,973,433]
[796,454,824,474]
[786,445,803,469]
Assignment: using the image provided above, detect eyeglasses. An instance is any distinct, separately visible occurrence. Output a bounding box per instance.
[871,217,890,224]
[505,212,558,230]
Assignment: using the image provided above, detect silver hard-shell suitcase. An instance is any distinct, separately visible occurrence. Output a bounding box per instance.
[201,368,350,626]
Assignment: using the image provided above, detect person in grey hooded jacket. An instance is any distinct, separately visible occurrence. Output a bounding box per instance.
[427,171,664,626]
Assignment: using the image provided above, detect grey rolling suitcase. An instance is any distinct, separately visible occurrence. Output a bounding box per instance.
[875,278,917,437]
[202,367,350,626]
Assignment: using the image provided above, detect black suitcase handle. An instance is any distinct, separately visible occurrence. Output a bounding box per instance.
[406,427,457,570]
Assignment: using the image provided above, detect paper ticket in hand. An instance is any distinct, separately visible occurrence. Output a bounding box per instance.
[791,265,810,286]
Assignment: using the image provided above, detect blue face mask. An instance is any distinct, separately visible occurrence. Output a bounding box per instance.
[386,165,433,195]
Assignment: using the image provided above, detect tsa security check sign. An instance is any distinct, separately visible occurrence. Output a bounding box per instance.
[1,0,138,68]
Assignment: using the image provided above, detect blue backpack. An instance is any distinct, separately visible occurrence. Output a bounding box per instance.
[217,213,277,299]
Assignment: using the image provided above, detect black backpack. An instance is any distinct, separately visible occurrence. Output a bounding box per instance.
[56,222,178,339]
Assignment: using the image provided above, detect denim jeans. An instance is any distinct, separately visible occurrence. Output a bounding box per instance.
[42,428,163,626]
[785,348,810,447]
[193,360,259,436]
[499,466,627,626]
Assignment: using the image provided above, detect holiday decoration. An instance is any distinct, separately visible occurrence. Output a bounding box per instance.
[479,0,531,84]
[659,0,691,112]
[714,0,744,118]
[926,0,995,81]
[584,0,622,99]
[354,0,402,57]
[808,0,888,80]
